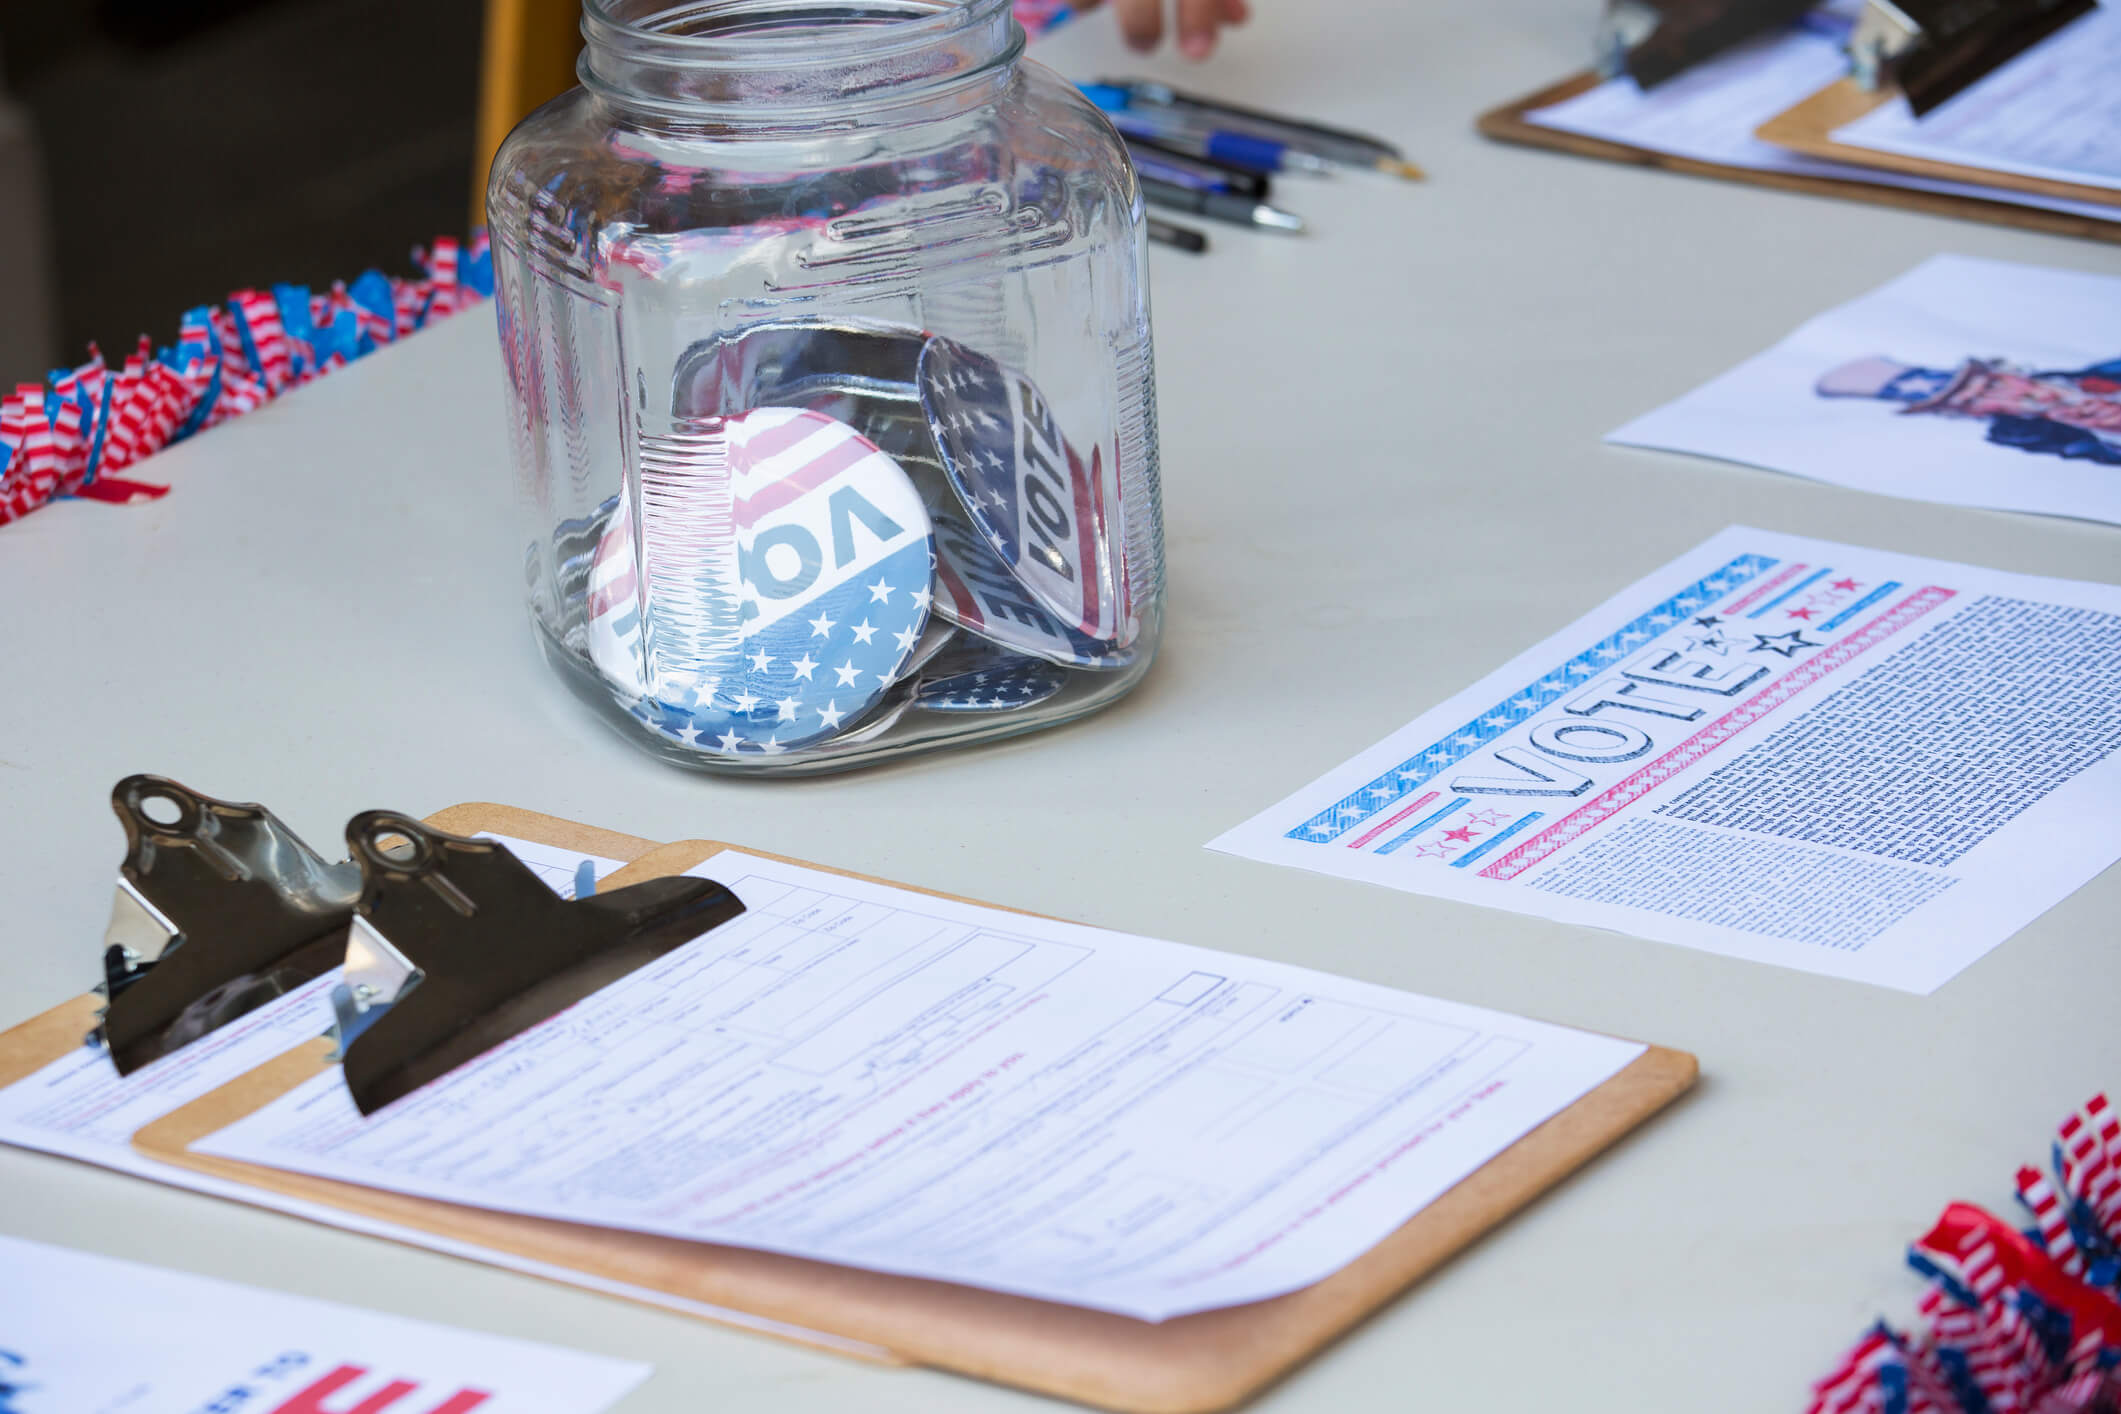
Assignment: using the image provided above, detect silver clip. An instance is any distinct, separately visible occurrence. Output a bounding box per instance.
[97,775,360,1074]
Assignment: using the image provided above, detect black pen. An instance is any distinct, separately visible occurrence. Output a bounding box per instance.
[1123,134,1272,200]
[1146,217,1209,253]
[1139,175,1304,234]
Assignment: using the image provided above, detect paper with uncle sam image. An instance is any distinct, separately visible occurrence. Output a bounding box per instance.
[1609,256,2121,527]
[1211,527,2121,994]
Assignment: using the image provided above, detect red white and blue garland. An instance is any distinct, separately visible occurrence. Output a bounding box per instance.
[1811,1095,2121,1414]
[0,0,1101,533]
[0,234,492,528]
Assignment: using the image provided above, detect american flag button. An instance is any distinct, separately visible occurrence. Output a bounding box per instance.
[914,643,1070,714]
[590,406,936,754]
[917,336,1122,646]
[927,497,1135,670]
[585,493,648,697]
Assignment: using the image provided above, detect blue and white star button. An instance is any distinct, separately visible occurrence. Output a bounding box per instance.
[914,643,1069,713]
[927,499,1134,670]
[601,406,936,754]
[917,337,1123,646]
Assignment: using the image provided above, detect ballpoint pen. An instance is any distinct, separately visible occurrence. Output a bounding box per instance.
[1131,150,1242,194]
[1122,134,1273,200]
[1109,112,1333,175]
[1079,87,1334,175]
[1138,175,1305,233]
[1126,145,1274,202]
[1145,216,1209,253]
[1095,77,1425,180]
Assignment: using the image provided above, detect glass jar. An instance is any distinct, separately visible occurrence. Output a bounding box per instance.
[487,0,1163,774]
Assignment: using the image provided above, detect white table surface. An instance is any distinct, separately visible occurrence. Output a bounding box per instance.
[4,2,2119,1410]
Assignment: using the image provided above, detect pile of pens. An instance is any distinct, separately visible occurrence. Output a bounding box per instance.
[1078,78,1423,252]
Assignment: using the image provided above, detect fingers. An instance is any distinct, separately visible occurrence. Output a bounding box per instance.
[1110,0,1165,52]
[1175,0,1225,58]
[1101,0,1249,55]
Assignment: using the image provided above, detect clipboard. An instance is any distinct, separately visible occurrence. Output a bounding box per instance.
[0,802,662,1096]
[0,805,727,1335]
[1476,72,2121,245]
[133,836,1699,1414]
[1753,78,2121,210]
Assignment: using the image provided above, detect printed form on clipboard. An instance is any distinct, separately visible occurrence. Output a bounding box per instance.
[181,850,1645,1323]
[1516,4,2121,223]
[0,826,895,1361]
[1824,4,2121,197]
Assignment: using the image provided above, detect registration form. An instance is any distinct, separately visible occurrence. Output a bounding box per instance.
[1830,6,2121,197]
[0,835,624,1179]
[193,851,1643,1322]
[1212,528,2121,994]
[0,838,878,1355]
[1522,9,2121,222]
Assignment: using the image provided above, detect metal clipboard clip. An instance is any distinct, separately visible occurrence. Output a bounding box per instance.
[329,812,744,1115]
[1848,0,2091,112]
[1596,0,1817,86]
[98,775,362,1075]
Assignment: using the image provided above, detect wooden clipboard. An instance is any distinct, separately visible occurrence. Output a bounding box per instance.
[0,805,652,1290]
[1477,72,2121,245]
[1754,77,2121,210]
[134,837,1698,1414]
[0,807,913,1365]
[0,803,660,1094]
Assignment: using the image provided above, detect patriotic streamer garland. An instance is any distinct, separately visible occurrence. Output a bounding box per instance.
[0,0,1099,533]
[1810,1094,2121,1414]
[0,234,493,529]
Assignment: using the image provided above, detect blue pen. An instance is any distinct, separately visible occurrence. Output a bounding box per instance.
[1130,149,1241,193]
[1080,84,1333,175]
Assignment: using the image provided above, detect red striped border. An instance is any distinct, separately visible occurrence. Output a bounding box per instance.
[1346,791,1441,850]
[1478,586,1955,882]
[1719,560,1808,616]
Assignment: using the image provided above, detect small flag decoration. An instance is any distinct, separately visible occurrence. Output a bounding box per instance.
[1809,1095,2121,1414]
[0,233,494,530]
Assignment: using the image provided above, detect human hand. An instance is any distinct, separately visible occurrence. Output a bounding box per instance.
[1075,0,1250,59]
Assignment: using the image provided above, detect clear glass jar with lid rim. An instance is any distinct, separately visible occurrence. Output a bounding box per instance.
[487,0,1166,774]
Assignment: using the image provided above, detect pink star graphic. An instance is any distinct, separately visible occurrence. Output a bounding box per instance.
[1787,607,1817,620]
[1831,577,1860,592]
[1411,842,1452,860]
[1465,809,1509,827]
[1441,825,1481,844]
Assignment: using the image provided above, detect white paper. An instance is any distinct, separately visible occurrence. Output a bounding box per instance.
[474,832,620,896]
[0,1233,650,1414]
[1608,255,2121,525]
[1209,527,2121,995]
[1832,7,2121,196]
[1523,13,2121,223]
[192,851,1643,1322]
[0,839,888,1360]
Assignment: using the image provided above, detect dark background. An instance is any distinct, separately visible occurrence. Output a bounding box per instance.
[1,0,486,384]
